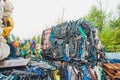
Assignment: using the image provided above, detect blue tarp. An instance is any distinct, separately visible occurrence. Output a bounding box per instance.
[106,53,120,63]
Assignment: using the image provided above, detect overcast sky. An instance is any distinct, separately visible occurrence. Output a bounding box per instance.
[10,0,120,39]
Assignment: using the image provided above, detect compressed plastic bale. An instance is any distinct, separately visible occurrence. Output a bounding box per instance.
[72,67,79,80]
[94,28,103,50]
[43,35,50,40]
[79,27,86,38]
[43,47,47,50]
[41,19,106,62]
[43,42,50,46]
[41,31,51,47]
[51,26,60,38]
[94,66,103,80]
[44,29,51,34]
[42,44,49,50]
[43,28,51,34]
[81,66,91,80]
[44,28,52,31]
[50,33,54,42]
[45,34,50,39]
[42,45,47,50]
[46,44,50,48]
[43,35,50,41]
[94,28,99,40]
[88,67,97,80]
[53,70,60,80]
[43,37,50,42]
[67,65,76,80]
[43,39,50,45]
[42,34,51,48]
[97,41,103,50]
[43,41,47,45]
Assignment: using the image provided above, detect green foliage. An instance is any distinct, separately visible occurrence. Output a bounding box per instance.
[111,28,120,45]
[16,36,20,41]
[32,36,36,41]
[99,26,112,51]
[11,34,16,41]
[99,26,120,52]
[117,3,120,16]
[109,17,120,28]
[99,26,111,46]
[86,6,106,32]
[109,4,120,29]
[6,36,11,43]
[85,4,120,52]
[37,35,41,44]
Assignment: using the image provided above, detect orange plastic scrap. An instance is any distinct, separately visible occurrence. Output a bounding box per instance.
[2,16,14,38]
[61,62,67,68]
[13,41,20,48]
[116,71,120,76]
[104,64,114,69]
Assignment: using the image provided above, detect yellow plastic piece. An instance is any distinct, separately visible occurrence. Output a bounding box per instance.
[53,70,60,80]
[2,16,14,38]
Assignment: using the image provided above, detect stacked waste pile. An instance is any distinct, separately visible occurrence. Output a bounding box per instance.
[0,58,56,80]
[0,37,55,80]
[0,19,111,80]
[41,19,109,80]
[0,36,54,80]
[0,0,113,80]
[6,38,42,59]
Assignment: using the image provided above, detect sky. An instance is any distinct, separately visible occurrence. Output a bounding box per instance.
[9,0,120,39]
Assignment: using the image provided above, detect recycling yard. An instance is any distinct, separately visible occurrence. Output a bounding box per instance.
[0,0,120,80]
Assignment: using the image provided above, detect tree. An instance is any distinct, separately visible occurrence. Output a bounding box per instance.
[37,35,41,44]
[86,6,106,32]
[16,36,20,41]
[117,3,120,16]
[32,36,36,41]
[109,18,120,28]
[11,34,16,41]
[109,4,120,29]
[99,26,113,51]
